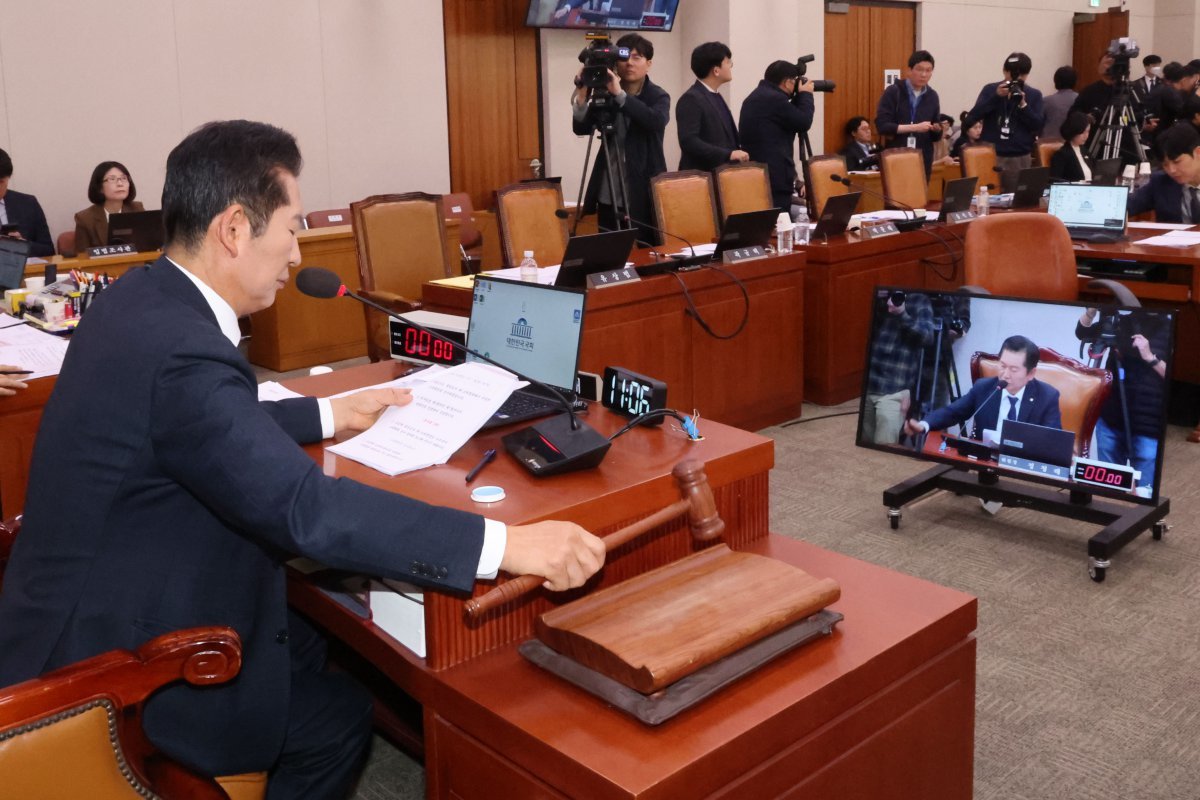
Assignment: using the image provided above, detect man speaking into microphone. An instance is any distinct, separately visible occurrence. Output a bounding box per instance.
[904,335,1062,441]
[0,120,605,799]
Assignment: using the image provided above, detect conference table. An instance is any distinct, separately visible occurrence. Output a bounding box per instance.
[283,360,977,799]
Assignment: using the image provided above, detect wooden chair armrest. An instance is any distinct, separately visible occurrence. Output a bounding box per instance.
[359,288,422,314]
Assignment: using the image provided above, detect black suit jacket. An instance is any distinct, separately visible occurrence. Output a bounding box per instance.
[1,189,54,257]
[738,80,815,206]
[676,80,740,171]
[924,376,1062,438]
[1049,145,1088,183]
[839,141,878,172]
[1128,170,1188,222]
[0,258,485,776]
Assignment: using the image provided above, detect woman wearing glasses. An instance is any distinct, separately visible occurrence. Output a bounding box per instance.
[72,161,144,253]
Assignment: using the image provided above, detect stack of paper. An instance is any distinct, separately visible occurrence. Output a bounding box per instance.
[1132,230,1200,248]
[0,320,69,379]
[326,362,525,476]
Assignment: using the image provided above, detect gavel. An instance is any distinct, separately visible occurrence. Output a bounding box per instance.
[464,460,724,620]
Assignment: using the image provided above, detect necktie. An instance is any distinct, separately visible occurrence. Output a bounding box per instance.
[1189,187,1200,225]
[1006,396,1018,421]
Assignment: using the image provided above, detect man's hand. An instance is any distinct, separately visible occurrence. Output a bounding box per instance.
[0,366,28,397]
[1132,333,1153,362]
[997,83,1011,98]
[502,521,606,591]
[795,79,815,94]
[903,418,926,437]
[730,149,750,162]
[606,68,622,97]
[887,300,905,315]
[3,230,24,241]
[329,387,412,434]
[908,120,933,134]
[1080,307,1098,326]
[553,4,570,20]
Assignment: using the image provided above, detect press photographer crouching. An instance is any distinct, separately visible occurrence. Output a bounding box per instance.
[964,52,1044,193]
[739,59,820,213]
[1076,308,1169,497]
[571,33,670,245]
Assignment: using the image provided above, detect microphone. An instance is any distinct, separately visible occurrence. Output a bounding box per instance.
[554,208,655,248]
[967,378,1010,440]
[830,174,926,231]
[295,267,612,477]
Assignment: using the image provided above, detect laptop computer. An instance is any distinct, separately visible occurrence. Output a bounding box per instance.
[940,176,979,216]
[107,210,164,252]
[999,419,1075,468]
[712,208,779,259]
[1047,183,1129,243]
[1091,158,1123,186]
[554,229,639,287]
[466,275,587,429]
[811,191,862,239]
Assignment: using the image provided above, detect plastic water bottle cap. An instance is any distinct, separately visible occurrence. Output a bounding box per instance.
[523,250,534,258]
[470,485,506,503]
[776,211,791,228]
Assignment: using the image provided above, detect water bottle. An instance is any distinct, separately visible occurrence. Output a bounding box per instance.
[977,185,989,217]
[775,212,793,254]
[793,206,811,246]
[519,250,538,282]
[1134,162,1151,190]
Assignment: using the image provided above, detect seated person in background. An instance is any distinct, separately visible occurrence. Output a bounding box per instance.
[838,116,879,171]
[0,365,28,397]
[1049,112,1093,182]
[949,114,983,161]
[1128,123,1200,223]
[73,161,146,252]
[1076,308,1168,497]
[861,291,933,445]
[0,148,54,257]
[931,113,957,165]
[904,335,1062,441]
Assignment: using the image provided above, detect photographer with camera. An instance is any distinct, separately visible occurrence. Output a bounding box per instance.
[677,41,749,171]
[1076,307,1169,497]
[964,52,1044,194]
[738,60,815,213]
[1072,45,1155,164]
[862,291,934,445]
[875,50,943,177]
[571,33,670,242]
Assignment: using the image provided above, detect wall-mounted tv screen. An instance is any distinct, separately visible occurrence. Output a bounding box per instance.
[856,288,1175,504]
[525,0,679,32]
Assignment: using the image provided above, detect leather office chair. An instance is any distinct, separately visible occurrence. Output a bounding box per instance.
[651,170,719,247]
[963,213,1078,300]
[495,181,568,267]
[304,208,352,229]
[1037,139,1065,168]
[351,193,452,362]
[443,192,483,252]
[959,144,999,190]
[972,348,1112,457]
[56,231,77,258]
[804,155,849,218]
[879,147,928,211]
[714,162,774,220]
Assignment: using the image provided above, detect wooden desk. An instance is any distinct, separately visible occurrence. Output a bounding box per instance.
[0,375,55,518]
[421,253,806,431]
[283,362,977,799]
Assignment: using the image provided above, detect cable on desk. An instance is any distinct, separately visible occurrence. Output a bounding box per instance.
[669,264,750,340]
[608,409,703,441]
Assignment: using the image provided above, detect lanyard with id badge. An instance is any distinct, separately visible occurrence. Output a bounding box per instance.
[906,87,920,149]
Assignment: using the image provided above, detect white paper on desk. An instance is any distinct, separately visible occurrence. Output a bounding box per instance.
[324,364,446,400]
[369,579,425,658]
[672,242,717,257]
[326,362,524,476]
[0,323,68,379]
[481,265,560,285]
[1132,231,1200,248]
[257,381,305,402]
[1127,221,1195,230]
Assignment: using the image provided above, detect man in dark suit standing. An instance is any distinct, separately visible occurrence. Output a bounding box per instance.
[1129,123,1200,223]
[676,41,748,171]
[0,148,54,257]
[904,335,1062,440]
[739,60,815,213]
[0,120,605,798]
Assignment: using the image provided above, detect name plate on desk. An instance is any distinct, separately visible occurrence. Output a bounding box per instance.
[586,267,640,289]
[945,210,977,224]
[860,222,900,240]
[721,245,768,264]
[87,243,136,258]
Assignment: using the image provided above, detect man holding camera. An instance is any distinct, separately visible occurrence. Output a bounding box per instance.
[738,60,815,213]
[965,53,1045,194]
[677,41,748,171]
[862,291,934,445]
[572,33,670,242]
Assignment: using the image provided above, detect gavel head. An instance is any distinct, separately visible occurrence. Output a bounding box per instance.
[671,460,725,542]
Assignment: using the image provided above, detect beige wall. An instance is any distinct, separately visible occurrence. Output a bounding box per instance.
[0,0,451,244]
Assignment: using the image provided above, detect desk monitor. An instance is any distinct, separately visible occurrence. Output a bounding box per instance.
[107,210,164,253]
[712,209,779,259]
[1010,166,1050,208]
[856,288,1174,504]
[811,191,861,239]
[525,0,679,31]
[1091,158,1123,186]
[555,229,639,287]
[1047,184,1129,240]
[940,177,979,215]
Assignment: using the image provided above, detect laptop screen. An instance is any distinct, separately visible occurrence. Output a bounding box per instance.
[466,276,586,393]
[1047,184,1128,231]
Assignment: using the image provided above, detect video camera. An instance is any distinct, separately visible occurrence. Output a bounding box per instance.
[795,54,835,93]
[1104,37,1140,81]
[577,35,630,91]
[1081,308,1141,363]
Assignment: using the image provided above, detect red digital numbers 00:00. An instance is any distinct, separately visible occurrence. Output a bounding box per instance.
[404,328,455,362]
[1079,464,1126,485]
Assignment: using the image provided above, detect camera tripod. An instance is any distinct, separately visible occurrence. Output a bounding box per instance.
[571,92,639,241]
[1086,77,1147,164]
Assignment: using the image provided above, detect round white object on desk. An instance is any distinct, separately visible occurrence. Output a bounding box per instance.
[308,365,333,376]
[470,485,506,504]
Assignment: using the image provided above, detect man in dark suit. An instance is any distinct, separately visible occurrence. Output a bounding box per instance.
[572,33,670,244]
[1128,123,1200,223]
[676,41,748,171]
[738,60,815,212]
[0,120,605,798]
[904,335,1062,440]
[839,116,879,171]
[0,148,54,257]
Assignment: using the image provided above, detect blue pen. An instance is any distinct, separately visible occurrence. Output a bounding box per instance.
[465,449,497,483]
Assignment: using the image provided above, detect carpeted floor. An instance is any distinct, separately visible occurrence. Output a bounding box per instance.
[338,395,1200,799]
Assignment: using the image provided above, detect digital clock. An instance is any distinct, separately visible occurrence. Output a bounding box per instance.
[1071,457,1137,493]
[388,313,467,367]
[601,366,667,423]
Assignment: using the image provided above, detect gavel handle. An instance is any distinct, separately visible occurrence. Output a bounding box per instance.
[464,498,690,619]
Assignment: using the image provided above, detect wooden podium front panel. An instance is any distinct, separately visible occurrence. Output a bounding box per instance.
[0,375,56,518]
[425,535,977,800]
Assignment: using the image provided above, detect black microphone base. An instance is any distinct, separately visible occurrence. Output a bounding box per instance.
[502,412,612,477]
[895,217,927,232]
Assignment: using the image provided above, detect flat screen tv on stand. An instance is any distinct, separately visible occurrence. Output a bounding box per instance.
[857,287,1174,583]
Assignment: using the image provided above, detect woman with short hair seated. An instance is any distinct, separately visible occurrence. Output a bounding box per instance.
[949,113,983,160]
[1049,112,1092,183]
[73,161,144,253]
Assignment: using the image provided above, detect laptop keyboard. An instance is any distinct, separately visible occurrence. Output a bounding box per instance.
[496,391,557,419]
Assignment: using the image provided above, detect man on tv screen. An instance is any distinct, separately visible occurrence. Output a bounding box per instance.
[905,335,1063,441]
[862,291,933,444]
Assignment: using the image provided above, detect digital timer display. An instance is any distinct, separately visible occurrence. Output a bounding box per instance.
[601,366,667,423]
[1071,458,1136,492]
[388,319,466,366]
